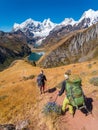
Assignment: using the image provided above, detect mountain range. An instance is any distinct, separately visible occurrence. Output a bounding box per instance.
[1,9,98,129]
[0,9,98,70]
[12,9,98,46]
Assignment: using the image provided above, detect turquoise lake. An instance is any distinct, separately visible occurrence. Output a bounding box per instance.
[28,52,44,61]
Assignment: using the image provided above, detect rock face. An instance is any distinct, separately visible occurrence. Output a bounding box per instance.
[39,23,98,68]
[0,31,31,71]
[0,124,16,130]
[0,120,29,130]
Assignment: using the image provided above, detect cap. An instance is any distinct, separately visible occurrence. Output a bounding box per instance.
[64,74,69,79]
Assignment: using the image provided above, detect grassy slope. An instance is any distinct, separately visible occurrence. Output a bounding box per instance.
[0,59,98,129]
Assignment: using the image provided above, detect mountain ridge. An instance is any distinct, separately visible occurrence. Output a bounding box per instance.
[37,23,98,68]
[12,9,98,46]
[0,31,31,71]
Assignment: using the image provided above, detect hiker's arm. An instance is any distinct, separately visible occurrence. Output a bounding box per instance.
[44,75,47,81]
[58,81,66,96]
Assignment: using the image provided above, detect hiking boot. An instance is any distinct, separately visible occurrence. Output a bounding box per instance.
[61,109,65,115]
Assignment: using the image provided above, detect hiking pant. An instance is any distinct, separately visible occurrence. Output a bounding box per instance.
[62,97,74,114]
[40,85,45,93]
[38,82,45,94]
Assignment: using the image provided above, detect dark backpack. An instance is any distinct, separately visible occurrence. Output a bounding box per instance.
[37,74,44,86]
[66,75,85,108]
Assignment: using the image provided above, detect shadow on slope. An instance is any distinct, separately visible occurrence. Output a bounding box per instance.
[44,87,57,93]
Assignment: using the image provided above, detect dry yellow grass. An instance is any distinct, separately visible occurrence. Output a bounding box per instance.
[0,59,98,125]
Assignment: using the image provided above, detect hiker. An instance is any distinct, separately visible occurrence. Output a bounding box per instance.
[58,71,86,116]
[58,72,74,115]
[37,70,47,94]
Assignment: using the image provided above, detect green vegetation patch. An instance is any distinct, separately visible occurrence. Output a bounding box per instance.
[42,102,61,115]
[0,95,8,101]
[87,63,92,69]
[91,70,98,75]
[23,75,35,80]
[89,77,98,86]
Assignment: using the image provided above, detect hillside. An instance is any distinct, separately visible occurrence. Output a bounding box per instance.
[37,23,98,68]
[0,59,98,130]
[0,31,31,71]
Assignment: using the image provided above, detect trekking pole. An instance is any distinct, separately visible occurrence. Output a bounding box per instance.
[54,94,58,103]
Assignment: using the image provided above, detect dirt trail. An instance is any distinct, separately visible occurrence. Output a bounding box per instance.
[39,88,98,130]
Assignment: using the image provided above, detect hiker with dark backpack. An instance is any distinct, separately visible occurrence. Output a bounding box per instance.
[58,71,86,116]
[37,70,47,94]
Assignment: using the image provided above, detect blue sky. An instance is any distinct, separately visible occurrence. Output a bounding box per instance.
[0,0,98,32]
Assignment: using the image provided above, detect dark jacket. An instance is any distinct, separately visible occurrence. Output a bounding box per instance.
[58,80,66,96]
[37,73,47,86]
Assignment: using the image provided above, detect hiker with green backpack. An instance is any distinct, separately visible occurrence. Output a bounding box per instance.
[58,71,86,116]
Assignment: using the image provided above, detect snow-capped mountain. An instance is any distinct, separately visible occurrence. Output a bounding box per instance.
[60,9,98,27]
[12,9,98,46]
[79,9,98,26]
[60,18,77,26]
[42,9,98,46]
[13,18,57,37]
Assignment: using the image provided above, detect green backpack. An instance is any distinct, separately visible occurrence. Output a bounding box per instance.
[66,75,85,109]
